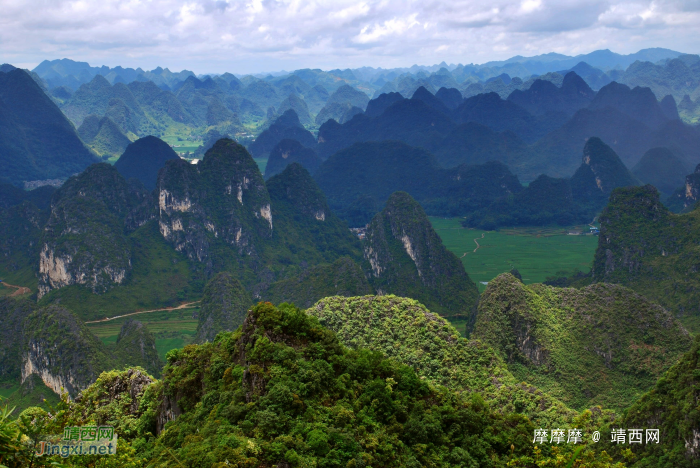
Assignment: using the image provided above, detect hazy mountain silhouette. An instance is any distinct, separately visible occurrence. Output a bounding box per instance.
[633,147,690,197]
[114,136,180,190]
[589,82,675,130]
[264,139,322,179]
[0,68,97,185]
[248,110,316,159]
[507,72,595,118]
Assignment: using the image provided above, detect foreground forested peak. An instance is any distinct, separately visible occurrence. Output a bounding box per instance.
[475,272,690,410]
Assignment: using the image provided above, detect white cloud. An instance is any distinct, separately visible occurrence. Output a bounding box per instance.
[520,0,543,14]
[354,13,421,43]
[0,0,697,74]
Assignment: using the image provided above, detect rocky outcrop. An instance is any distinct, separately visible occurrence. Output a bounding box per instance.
[570,137,640,200]
[363,191,479,319]
[593,185,676,281]
[666,163,700,212]
[21,341,80,396]
[156,139,273,268]
[20,305,117,397]
[74,368,154,420]
[474,273,691,410]
[38,163,144,298]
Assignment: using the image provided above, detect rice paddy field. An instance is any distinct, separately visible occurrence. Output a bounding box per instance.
[430,218,599,293]
[86,306,200,361]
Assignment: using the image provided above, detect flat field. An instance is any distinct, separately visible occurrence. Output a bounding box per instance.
[430,218,599,292]
[254,158,267,174]
[87,306,199,361]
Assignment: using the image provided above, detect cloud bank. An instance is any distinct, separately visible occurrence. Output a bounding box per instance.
[0,0,698,74]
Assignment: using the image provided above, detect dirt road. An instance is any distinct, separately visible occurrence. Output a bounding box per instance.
[0,282,31,297]
[461,232,486,258]
[85,301,201,324]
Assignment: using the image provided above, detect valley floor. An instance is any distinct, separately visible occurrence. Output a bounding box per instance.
[87,306,200,361]
[430,217,599,292]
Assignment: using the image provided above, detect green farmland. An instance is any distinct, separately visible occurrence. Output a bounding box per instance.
[430,218,599,293]
[87,306,199,361]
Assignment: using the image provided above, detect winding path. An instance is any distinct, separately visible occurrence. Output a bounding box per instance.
[461,232,486,257]
[0,282,31,297]
[85,301,201,324]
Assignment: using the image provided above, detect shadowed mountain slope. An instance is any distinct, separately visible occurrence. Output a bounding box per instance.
[264,138,322,179]
[0,68,97,185]
[632,147,690,197]
[247,110,316,159]
[114,136,180,190]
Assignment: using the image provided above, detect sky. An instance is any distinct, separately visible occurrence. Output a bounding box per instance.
[1,0,699,74]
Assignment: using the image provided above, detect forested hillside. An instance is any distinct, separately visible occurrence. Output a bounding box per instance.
[593,185,700,332]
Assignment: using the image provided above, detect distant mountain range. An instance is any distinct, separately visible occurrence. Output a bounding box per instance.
[24,47,700,135]
[31,47,685,92]
[3,47,700,231]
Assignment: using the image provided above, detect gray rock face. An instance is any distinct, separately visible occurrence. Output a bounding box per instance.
[157,139,273,267]
[38,163,145,298]
[363,191,479,319]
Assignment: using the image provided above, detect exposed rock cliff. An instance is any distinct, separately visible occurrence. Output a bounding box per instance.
[363,191,479,319]
[156,138,272,269]
[20,304,117,397]
[666,163,700,212]
[570,136,640,201]
[38,163,146,297]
